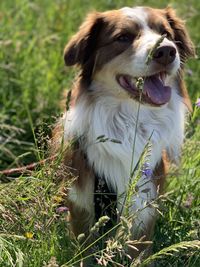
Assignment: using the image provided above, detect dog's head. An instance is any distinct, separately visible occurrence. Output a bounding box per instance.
[64,6,194,106]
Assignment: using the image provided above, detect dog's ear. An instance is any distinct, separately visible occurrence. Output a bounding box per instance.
[165,7,195,62]
[64,12,104,66]
[165,7,194,112]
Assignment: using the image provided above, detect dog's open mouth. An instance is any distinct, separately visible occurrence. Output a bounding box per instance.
[116,72,171,106]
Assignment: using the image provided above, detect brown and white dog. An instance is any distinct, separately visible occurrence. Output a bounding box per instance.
[52,5,194,256]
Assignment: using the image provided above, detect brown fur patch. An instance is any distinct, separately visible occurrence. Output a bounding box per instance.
[165,7,195,61]
[64,10,142,82]
[176,70,192,112]
[68,200,94,236]
[154,151,169,193]
[146,7,175,39]
[146,7,195,62]
[66,143,94,190]
[51,115,94,189]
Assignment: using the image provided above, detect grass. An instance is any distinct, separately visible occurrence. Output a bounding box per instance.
[0,0,200,266]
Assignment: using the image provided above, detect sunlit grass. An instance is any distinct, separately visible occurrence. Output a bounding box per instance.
[0,0,200,266]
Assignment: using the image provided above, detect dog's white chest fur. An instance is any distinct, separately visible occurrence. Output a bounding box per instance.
[64,80,186,215]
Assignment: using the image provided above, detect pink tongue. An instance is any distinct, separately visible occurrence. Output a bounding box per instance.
[143,76,171,105]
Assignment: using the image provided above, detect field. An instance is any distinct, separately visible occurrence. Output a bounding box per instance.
[0,0,200,266]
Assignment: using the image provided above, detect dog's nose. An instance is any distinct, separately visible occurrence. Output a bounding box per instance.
[153,45,176,65]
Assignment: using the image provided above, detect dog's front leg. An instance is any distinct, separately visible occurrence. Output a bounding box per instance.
[118,176,157,260]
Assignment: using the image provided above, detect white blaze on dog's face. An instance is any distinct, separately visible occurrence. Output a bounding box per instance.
[64,6,194,106]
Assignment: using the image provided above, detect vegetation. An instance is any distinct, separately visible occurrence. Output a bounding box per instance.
[0,0,199,266]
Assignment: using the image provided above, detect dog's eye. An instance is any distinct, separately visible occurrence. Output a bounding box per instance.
[116,34,134,43]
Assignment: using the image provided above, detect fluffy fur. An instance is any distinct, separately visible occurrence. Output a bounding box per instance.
[52,5,194,254]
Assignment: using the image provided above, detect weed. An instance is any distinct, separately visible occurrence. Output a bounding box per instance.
[0,0,200,266]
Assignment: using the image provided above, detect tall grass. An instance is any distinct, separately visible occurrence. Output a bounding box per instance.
[0,0,200,266]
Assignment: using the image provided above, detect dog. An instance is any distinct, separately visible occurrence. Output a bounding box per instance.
[52,5,194,259]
